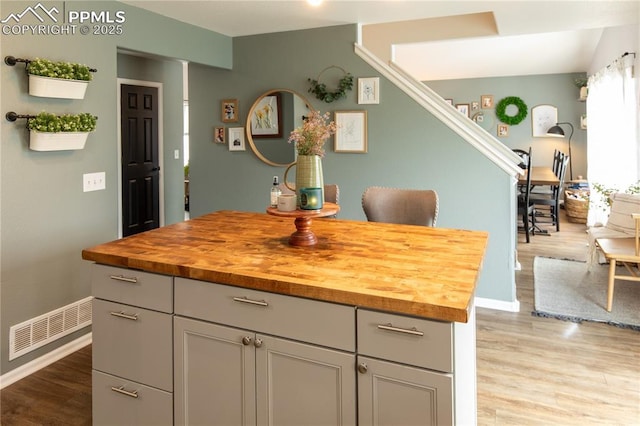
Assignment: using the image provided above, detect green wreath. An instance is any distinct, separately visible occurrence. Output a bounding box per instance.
[308,65,353,103]
[495,96,528,125]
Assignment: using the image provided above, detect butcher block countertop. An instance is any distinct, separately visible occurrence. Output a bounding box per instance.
[82,210,488,323]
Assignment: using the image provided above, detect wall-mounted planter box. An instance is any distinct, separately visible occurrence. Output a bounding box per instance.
[29,131,89,151]
[29,75,89,99]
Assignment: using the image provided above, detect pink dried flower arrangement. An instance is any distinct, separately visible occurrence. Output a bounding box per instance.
[288,110,337,157]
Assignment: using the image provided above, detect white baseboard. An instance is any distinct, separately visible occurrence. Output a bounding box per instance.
[0,332,92,390]
[475,297,521,312]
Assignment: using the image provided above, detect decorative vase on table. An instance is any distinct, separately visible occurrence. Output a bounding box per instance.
[284,155,324,206]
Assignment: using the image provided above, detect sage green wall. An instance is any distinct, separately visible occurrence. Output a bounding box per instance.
[0,1,231,375]
[188,25,517,306]
[427,75,588,180]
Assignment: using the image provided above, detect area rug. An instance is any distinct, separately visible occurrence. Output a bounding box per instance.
[532,256,640,331]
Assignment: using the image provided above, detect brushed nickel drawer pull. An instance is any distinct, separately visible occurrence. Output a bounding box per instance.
[109,274,138,284]
[111,385,139,398]
[377,323,424,336]
[110,311,138,321]
[233,296,268,307]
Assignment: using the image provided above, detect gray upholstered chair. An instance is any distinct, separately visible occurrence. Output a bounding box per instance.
[361,186,439,226]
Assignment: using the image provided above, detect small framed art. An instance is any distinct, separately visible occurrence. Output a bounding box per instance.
[334,110,367,153]
[228,127,245,151]
[456,104,470,117]
[358,77,379,104]
[221,99,239,123]
[214,127,225,144]
[497,124,509,137]
[481,95,494,109]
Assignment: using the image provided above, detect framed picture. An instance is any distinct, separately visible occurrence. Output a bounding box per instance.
[497,124,509,137]
[471,101,479,111]
[581,114,587,130]
[221,99,238,123]
[481,95,494,109]
[531,104,558,137]
[214,126,225,144]
[251,93,282,138]
[228,127,245,151]
[456,104,470,117]
[358,77,379,104]
[334,110,367,153]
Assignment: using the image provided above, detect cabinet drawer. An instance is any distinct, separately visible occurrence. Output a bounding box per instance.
[93,299,173,391]
[92,264,173,313]
[357,309,453,373]
[175,278,355,352]
[93,370,172,426]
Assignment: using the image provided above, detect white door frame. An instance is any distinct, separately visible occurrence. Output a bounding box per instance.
[116,78,165,238]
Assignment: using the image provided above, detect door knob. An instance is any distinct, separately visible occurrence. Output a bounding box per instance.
[242,336,252,345]
[357,363,368,374]
[253,338,263,348]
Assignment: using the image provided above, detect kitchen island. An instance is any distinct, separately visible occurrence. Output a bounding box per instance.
[83,210,488,425]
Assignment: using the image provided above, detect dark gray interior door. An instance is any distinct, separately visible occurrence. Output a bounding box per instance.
[121,84,160,237]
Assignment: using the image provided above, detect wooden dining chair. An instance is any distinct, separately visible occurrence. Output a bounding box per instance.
[595,213,640,311]
[517,147,536,243]
[529,153,569,232]
[361,186,438,226]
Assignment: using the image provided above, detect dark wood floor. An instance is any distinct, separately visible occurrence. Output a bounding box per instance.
[1,212,638,425]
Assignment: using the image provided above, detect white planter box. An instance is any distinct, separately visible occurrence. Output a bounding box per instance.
[29,131,90,151]
[28,75,89,99]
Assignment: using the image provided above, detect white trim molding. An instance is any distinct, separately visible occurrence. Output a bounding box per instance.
[0,333,92,389]
[475,297,521,313]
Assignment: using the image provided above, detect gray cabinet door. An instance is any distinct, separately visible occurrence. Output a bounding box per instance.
[255,334,356,426]
[357,356,453,426]
[174,317,256,426]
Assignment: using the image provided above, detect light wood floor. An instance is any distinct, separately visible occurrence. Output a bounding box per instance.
[1,212,638,425]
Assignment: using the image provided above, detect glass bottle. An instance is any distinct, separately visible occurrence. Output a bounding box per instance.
[270,176,281,207]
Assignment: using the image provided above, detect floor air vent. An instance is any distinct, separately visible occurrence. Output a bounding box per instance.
[9,296,92,360]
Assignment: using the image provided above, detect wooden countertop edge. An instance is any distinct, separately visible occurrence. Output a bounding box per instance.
[81,249,472,323]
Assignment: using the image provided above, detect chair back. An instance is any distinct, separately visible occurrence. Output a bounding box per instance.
[362,187,439,226]
[520,147,533,206]
[551,153,569,199]
[323,184,339,204]
[512,149,530,169]
[552,150,566,177]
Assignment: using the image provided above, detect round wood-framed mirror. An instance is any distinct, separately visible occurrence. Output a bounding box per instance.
[246,89,313,167]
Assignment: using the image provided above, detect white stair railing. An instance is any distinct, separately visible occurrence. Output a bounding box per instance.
[354,43,523,177]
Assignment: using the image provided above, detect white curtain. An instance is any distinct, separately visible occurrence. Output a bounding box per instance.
[586,54,638,225]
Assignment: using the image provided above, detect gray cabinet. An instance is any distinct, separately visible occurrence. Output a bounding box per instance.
[174,278,357,426]
[91,264,174,425]
[356,308,476,426]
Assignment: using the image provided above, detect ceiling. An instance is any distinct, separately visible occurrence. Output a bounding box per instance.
[122,1,639,81]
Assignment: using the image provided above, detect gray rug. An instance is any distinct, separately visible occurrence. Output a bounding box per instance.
[532,256,640,331]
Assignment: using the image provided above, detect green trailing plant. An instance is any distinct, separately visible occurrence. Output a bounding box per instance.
[573,76,588,88]
[591,181,640,211]
[495,96,528,125]
[26,58,93,81]
[308,66,353,103]
[28,112,97,133]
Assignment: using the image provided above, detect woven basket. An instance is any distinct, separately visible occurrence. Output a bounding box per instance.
[565,191,588,223]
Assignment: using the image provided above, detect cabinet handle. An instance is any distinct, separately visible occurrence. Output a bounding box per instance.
[233,296,268,307]
[253,338,263,348]
[242,336,253,345]
[110,311,138,321]
[377,323,424,336]
[357,363,368,374]
[111,385,139,398]
[109,274,138,284]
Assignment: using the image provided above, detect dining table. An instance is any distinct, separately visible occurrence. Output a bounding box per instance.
[518,166,560,186]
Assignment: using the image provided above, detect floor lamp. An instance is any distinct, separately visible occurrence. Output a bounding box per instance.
[546,122,574,180]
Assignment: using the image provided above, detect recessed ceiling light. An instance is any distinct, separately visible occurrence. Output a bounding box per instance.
[307,0,323,6]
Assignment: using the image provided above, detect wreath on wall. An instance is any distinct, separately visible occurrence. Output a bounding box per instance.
[495,96,528,125]
[308,65,354,103]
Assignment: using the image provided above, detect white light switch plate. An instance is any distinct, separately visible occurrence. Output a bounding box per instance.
[83,172,106,192]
